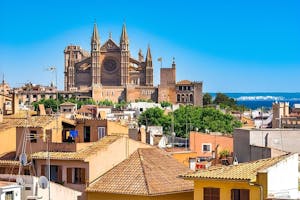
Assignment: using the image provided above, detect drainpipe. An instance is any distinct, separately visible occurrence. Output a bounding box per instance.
[249,182,263,200]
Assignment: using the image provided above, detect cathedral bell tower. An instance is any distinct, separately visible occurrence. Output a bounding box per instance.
[145,45,153,86]
[91,23,101,86]
[120,23,130,86]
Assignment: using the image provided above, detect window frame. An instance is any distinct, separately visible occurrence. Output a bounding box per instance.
[203,187,220,200]
[202,143,212,152]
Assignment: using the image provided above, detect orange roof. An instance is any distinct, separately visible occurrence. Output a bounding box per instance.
[86,148,193,195]
[2,116,56,128]
[181,154,290,182]
[176,80,192,85]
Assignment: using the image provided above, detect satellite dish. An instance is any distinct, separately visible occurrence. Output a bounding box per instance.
[38,176,49,189]
[16,177,24,185]
[19,153,27,166]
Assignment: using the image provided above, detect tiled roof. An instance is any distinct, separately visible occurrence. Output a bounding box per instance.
[2,116,56,128]
[31,135,120,161]
[181,154,290,181]
[176,80,192,85]
[86,148,193,195]
[60,102,76,106]
[77,107,93,114]
[0,160,19,166]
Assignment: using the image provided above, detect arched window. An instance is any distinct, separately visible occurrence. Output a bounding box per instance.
[190,94,193,102]
[177,94,180,102]
[181,94,185,102]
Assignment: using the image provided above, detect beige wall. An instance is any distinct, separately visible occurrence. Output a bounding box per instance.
[107,121,128,136]
[87,137,151,183]
[126,86,157,102]
[87,191,193,200]
[92,85,125,103]
[0,127,16,155]
[75,119,107,142]
[35,159,88,192]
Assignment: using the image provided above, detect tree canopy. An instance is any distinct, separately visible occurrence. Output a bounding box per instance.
[203,93,213,106]
[138,105,242,137]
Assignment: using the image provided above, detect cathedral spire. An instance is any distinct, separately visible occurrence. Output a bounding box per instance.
[120,23,129,44]
[145,45,152,62]
[91,23,100,51]
[91,23,100,43]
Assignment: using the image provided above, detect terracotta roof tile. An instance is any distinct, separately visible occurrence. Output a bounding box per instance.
[60,102,77,106]
[176,80,192,85]
[181,154,290,181]
[31,135,120,161]
[2,116,56,128]
[0,160,19,166]
[86,148,193,195]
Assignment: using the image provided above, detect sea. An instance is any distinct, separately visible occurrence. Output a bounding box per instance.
[210,93,300,110]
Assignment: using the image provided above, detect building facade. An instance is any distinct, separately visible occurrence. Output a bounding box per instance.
[63,23,203,106]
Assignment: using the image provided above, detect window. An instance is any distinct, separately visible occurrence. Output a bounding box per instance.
[202,143,211,152]
[42,165,62,183]
[204,187,220,200]
[0,167,5,174]
[67,168,85,184]
[5,191,13,200]
[84,126,90,142]
[231,189,249,200]
[177,94,180,102]
[190,94,193,102]
[30,130,37,143]
[98,127,106,140]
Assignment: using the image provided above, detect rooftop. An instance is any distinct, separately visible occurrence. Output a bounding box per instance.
[176,80,192,85]
[86,148,193,195]
[60,102,77,106]
[31,135,120,161]
[1,115,56,128]
[181,154,290,182]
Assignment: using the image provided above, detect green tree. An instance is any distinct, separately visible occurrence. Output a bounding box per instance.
[160,101,172,108]
[213,93,236,107]
[138,107,171,133]
[203,93,212,106]
[172,106,242,137]
[98,100,113,106]
[115,100,128,110]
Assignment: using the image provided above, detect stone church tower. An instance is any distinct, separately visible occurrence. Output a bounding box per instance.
[64,23,157,102]
[91,23,101,86]
[120,24,130,86]
[61,23,202,105]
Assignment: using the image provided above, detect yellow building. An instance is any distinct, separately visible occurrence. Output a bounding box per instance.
[86,148,194,200]
[180,153,298,200]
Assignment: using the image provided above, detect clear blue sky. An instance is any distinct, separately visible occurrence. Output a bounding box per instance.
[0,0,299,92]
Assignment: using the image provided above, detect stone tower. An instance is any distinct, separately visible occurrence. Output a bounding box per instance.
[145,46,153,86]
[120,23,129,86]
[64,46,76,91]
[91,23,101,86]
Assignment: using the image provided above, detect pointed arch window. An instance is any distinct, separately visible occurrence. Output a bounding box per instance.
[190,94,193,102]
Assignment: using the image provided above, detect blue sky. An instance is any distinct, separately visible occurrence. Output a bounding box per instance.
[0,0,299,92]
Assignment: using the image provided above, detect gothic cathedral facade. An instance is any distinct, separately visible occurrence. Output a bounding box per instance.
[64,23,202,106]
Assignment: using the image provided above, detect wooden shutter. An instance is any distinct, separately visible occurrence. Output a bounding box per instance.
[58,166,62,183]
[204,187,220,200]
[41,165,46,176]
[240,189,249,200]
[67,168,72,183]
[80,168,86,184]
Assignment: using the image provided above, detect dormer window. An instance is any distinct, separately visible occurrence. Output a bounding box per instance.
[93,44,97,50]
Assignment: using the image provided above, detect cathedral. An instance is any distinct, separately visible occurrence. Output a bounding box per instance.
[64,23,203,106]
